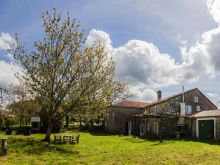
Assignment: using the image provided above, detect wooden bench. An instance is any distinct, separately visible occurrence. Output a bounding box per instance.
[71,134,80,144]
[63,134,72,143]
[54,134,80,144]
[54,134,62,144]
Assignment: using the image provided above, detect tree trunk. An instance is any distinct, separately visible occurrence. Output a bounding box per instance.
[19,118,22,127]
[44,118,53,142]
[79,116,82,127]
[65,115,69,128]
[25,117,27,127]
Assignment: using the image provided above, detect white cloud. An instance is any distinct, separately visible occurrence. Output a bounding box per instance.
[86,29,189,101]
[0,61,20,89]
[85,1,220,102]
[86,27,220,101]
[87,29,188,87]
[182,27,220,76]
[0,32,20,90]
[207,0,220,25]
[0,32,15,50]
[129,84,157,102]
[86,29,113,53]
[181,0,220,79]
[113,40,184,87]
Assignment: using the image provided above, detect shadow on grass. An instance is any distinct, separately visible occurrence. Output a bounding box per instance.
[122,136,147,143]
[121,135,220,146]
[182,138,220,145]
[6,137,79,156]
[87,131,112,136]
[148,138,220,146]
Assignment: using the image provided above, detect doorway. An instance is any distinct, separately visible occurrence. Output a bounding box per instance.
[125,121,132,135]
[198,119,214,139]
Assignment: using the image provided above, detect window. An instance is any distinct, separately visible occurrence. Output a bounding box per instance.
[194,96,198,103]
[153,123,159,135]
[196,105,200,112]
[128,121,132,136]
[147,123,150,131]
[140,124,144,136]
[186,105,192,114]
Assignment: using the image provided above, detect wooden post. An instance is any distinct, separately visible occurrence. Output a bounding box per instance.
[1,137,8,155]
[65,115,69,128]
[159,114,163,143]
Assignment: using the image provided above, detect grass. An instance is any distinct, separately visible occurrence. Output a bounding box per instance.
[1,131,220,164]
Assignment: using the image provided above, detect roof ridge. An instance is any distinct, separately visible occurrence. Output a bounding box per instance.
[113,99,149,108]
[145,88,198,107]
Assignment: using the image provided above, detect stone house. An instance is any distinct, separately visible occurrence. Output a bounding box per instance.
[105,100,148,135]
[106,88,220,140]
[138,88,217,139]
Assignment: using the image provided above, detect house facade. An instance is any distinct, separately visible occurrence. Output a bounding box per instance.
[105,100,148,135]
[138,88,217,139]
[106,88,220,140]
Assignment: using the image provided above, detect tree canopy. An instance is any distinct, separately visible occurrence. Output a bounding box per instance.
[11,9,129,141]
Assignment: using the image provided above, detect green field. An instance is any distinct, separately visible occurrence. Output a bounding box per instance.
[1,131,220,165]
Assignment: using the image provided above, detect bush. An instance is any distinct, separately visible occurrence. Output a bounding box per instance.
[5,116,19,128]
[5,128,12,135]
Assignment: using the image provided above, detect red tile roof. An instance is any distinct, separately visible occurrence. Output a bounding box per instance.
[113,99,149,108]
[190,110,220,118]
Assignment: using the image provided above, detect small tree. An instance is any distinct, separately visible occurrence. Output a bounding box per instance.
[7,83,41,126]
[12,9,129,141]
[7,84,28,126]
[0,87,7,130]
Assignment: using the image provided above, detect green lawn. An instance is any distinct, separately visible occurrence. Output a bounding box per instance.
[1,131,220,164]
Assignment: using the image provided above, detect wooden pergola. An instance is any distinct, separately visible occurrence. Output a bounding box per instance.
[133,111,179,142]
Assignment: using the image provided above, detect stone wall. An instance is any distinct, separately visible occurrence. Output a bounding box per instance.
[144,89,217,138]
[190,117,220,140]
[184,89,217,112]
[106,89,216,138]
[215,117,220,140]
[146,89,216,116]
[105,106,144,134]
[191,119,196,138]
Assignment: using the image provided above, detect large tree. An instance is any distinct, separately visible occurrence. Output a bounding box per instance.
[12,9,128,141]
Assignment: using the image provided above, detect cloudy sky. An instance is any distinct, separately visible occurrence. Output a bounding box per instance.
[1,0,220,105]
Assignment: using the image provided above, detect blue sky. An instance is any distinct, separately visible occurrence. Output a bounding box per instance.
[1,0,220,106]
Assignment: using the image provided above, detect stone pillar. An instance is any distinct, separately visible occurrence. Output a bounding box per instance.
[1,138,7,155]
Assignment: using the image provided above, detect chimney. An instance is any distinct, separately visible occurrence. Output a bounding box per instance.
[157,90,162,101]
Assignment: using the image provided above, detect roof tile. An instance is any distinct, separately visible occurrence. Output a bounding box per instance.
[113,99,148,108]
